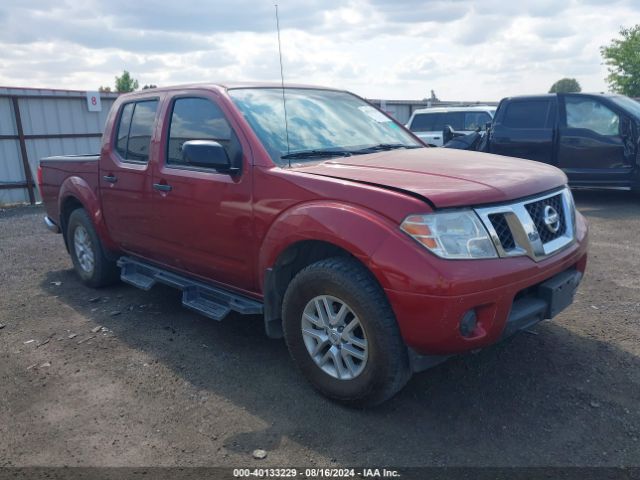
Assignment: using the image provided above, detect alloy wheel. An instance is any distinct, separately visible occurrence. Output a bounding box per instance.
[301,295,368,380]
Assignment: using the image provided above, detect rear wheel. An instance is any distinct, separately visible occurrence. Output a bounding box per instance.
[67,209,119,288]
[283,257,411,406]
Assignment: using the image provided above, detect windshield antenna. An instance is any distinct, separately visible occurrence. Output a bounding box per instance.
[275,4,291,167]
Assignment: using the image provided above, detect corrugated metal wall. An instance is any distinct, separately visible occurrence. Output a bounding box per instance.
[0,87,118,206]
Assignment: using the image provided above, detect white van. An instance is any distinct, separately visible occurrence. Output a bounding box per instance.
[406,106,496,146]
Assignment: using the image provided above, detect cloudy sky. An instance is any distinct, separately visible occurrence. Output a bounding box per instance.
[0,0,637,101]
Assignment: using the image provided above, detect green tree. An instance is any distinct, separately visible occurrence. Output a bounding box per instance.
[115,70,139,93]
[600,24,640,97]
[142,84,157,90]
[549,78,581,93]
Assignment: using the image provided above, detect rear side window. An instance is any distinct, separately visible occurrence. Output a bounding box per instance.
[114,100,159,163]
[409,113,436,132]
[115,103,134,158]
[464,112,492,130]
[502,100,551,129]
[167,97,232,166]
[410,112,465,131]
[440,112,464,130]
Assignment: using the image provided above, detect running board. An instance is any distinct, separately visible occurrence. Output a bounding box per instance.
[117,256,263,321]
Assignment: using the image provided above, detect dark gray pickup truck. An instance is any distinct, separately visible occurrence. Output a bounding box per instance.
[446,93,640,191]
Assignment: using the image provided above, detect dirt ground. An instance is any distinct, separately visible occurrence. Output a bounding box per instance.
[0,190,639,468]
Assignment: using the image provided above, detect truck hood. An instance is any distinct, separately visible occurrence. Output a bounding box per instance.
[292,148,567,208]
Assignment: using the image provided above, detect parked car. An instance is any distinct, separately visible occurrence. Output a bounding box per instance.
[445,93,640,191]
[38,83,588,406]
[406,106,496,146]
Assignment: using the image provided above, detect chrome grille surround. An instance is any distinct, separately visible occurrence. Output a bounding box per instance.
[474,187,576,262]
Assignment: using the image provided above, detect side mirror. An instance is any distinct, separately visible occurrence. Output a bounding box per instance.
[181,140,236,173]
[442,125,455,145]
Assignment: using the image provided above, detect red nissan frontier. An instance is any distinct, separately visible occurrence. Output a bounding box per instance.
[39,83,588,406]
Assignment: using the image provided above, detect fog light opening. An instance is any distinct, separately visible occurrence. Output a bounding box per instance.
[460,309,478,338]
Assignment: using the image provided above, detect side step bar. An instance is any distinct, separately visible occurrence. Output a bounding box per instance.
[117,256,263,321]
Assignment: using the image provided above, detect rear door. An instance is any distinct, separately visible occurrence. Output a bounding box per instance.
[557,95,630,185]
[490,97,557,164]
[148,92,255,291]
[100,98,159,256]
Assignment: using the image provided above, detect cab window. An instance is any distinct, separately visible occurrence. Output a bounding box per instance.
[115,103,134,158]
[409,113,437,132]
[503,100,552,129]
[114,100,159,163]
[439,112,464,130]
[565,97,619,136]
[464,112,492,130]
[167,97,233,166]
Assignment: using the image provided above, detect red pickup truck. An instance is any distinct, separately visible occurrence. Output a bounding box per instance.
[39,83,588,406]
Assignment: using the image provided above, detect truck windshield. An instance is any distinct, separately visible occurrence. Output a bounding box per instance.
[610,95,640,119]
[228,88,423,165]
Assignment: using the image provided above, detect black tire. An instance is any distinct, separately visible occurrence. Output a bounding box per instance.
[282,257,411,407]
[67,209,119,288]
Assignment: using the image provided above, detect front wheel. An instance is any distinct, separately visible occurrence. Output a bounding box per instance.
[282,257,411,406]
[67,209,119,288]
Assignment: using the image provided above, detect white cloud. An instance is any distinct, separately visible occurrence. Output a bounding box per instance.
[0,0,637,100]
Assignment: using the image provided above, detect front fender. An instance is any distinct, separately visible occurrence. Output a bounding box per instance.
[58,176,118,252]
[258,201,409,291]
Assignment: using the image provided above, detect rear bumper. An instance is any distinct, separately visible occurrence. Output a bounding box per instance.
[43,216,61,233]
[382,215,588,358]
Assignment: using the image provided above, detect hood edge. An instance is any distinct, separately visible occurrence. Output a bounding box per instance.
[297,171,437,210]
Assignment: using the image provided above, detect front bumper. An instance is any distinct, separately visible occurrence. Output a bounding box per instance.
[377,213,588,359]
[500,268,582,338]
[407,267,583,372]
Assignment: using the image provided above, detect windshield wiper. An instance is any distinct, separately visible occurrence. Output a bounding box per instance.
[350,143,422,154]
[281,149,353,160]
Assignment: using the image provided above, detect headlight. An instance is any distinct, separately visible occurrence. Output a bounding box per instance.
[400,210,497,259]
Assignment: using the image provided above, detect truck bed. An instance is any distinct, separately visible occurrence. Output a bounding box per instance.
[39,154,101,226]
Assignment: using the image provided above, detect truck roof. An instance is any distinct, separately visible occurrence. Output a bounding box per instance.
[500,92,615,102]
[412,105,496,114]
[119,82,345,98]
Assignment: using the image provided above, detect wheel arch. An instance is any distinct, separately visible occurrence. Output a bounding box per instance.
[259,201,399,338]
[59,195,84,251]
[57,176,118,254]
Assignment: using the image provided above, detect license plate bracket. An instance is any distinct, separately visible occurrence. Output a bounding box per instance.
[538,269,582,319]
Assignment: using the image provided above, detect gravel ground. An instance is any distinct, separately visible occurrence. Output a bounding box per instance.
[0,190,639,468]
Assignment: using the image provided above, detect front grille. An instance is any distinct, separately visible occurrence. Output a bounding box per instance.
[525,194,566,243]
[488,213,515,251]
[474,188,575,262]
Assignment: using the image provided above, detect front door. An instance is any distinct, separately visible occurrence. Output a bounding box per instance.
[100,99,159,257]
[149,93,255,292]
[557,95,631,186]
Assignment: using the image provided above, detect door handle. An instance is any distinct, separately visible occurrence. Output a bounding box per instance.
[102,175,117,183]
[153,183,172,192]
